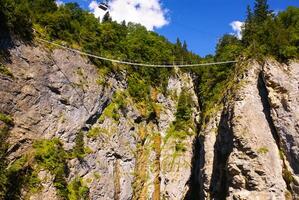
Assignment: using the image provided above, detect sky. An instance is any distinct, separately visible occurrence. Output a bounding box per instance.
[57,0,299,56]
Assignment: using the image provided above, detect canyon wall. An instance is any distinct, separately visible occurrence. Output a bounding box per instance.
[0,42,298,199]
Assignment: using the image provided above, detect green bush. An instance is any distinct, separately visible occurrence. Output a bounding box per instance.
[0,63,13,78]
[0,125,10,199]
[175,91,193,122]
[175,142,187,153]
[3,137,91,199]
[33,139,69,198]
[99,102,120,122]
[127,74,151,101]
[87,127,101,139]
[257,147,269,154]
[165,124,192,143]
[0,113,13,126]
[87,127,110,139]
[67,177,89,200]
[73,131,86,159]
[0,113,13,199]
[5,156,41,199]
[164,91,196,154]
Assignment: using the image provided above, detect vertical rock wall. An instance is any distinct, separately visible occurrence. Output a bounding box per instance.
[196,60,299,199]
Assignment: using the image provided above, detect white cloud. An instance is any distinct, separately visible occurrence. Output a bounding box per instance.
[89,0,169,31]
[55,0,64,6]
[230,21,244,39]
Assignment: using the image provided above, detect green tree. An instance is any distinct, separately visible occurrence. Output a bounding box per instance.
[102,12,112,22]
[215,34,243,62]
[242,0,273,58]
[268,7,299,60]
[0,0,33,40]
[242,5,254,46]
[253,0,271,23]
[0,123,9,198]
[73,131,85,159]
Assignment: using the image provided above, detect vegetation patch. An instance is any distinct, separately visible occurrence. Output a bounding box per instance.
[152,133,161,200]
[99,102,120,122]
[2,134,93,200]
[0,113,13,126]
[1,0,298,126]
[113,91,128,110]
[257,147,269,154]
[283,168,294,186]
[0,116,40,199]
[132,127,150,200]
[67,177,89,200]
[175,90,193,123]
[84,146,93,154]
[5,155,41,199]
[93,172,101,180]
[0,63,13,78]
[87,127,109,139]
[152,103,163,118]
[99,90,129,123]
[32,137,92,199]
[33,139,69,199]
[72,131,86,159]
[96,66,111,86]
[165,91,194,154]
[0,113,15,199]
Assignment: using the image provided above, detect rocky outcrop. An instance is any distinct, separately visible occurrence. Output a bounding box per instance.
[0,42,125,199]
[196,60,299,199]
[0,42,200,199]
[263,60,299,198]
[225,62,287,199]
[160,72,200,199]
[1,43,122,154]
[78,70,200,200]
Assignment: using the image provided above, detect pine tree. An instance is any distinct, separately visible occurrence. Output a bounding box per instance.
[102,12,112,22]
[253,0,271,23]
[174,38,183,64]
[183,40,188,52]
[246,5,253,23]
[175,38,182,48]
[242,5,254,46]
[242,0,271,51]
[182,40,189,63]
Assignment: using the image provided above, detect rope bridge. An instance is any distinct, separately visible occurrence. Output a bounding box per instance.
[37,38,237,68]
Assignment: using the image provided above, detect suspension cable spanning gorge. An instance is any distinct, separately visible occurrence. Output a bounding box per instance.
[37,38,238,68]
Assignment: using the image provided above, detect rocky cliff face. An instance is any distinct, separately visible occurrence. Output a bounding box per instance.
[194,60,299,199]
[0,42,199,200]
[0,42,298,200]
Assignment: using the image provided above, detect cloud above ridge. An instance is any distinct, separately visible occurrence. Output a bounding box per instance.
[55,0,64,6]
[230,21,244,39]
[89,0,169,31]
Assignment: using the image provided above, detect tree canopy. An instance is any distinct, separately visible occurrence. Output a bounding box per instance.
[242,0,299,61]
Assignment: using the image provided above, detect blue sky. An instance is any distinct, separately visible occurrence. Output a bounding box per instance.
[58,0,299,56]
